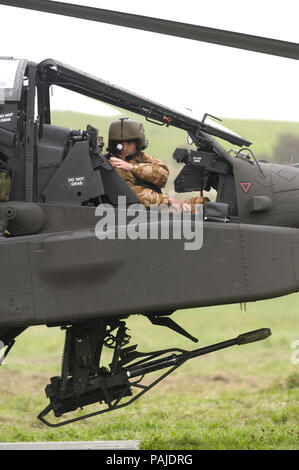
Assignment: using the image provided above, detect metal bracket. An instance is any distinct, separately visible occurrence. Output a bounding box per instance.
[145,313,198,343]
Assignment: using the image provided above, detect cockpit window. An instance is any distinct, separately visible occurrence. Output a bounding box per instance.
[204,117,248,142]
[163,104,250,146]
[0,58,27,101]
[0,60,20,88]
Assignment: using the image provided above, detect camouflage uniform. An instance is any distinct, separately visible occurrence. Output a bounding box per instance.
[115,151,208,211]
[115,151,170,206]
[0,171,11,202]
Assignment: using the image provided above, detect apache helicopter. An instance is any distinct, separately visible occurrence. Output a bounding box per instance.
[0,0,299,427]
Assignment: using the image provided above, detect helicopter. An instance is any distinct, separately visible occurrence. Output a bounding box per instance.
[0,0,298,427]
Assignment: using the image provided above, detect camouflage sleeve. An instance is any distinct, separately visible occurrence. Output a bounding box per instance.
[126,181,169,208]
[0,172,11,202]
[131,155,169,188]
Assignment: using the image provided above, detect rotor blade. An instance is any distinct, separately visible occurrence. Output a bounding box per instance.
[1,0,299,60]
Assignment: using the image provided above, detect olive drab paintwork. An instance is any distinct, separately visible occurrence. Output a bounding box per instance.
[2,56,299,328]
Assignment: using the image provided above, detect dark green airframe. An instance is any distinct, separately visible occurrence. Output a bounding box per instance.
[1,57,296,426]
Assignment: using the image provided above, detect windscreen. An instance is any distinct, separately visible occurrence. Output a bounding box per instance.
[0,58,27,102]
[164,103,250,145]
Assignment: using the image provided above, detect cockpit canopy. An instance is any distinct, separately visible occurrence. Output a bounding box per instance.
[0,58,28,102]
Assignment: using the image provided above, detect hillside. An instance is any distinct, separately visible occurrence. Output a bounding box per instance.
[52,110,299,196]
[52,110,299,160]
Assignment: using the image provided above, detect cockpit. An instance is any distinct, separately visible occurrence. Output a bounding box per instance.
[0,57,253,224]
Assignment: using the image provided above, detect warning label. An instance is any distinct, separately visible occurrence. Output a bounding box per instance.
[67,176,86,188]
[240,182,252,193]
[0,112,14,124]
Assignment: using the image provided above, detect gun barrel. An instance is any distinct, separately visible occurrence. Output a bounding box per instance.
[126,328,272,379]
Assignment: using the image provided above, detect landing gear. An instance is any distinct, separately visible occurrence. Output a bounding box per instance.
[38,318,271,427]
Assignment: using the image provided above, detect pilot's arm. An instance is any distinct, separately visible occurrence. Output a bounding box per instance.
[131,154,169,189]
[110,155,170,207]
[126,181,169,207]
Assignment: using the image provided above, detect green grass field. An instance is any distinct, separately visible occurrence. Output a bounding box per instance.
[0,294,298,449]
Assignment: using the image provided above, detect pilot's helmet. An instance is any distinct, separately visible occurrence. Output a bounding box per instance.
[108,118,147,152]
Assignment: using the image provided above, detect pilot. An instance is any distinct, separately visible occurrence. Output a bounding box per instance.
[108,118,208,212]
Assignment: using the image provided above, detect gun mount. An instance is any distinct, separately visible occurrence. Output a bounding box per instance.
[37,318,271,427]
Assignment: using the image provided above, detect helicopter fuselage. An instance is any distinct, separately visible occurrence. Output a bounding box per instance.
[1,57,299,329]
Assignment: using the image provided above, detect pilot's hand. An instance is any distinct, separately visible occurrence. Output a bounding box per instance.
[110,157,133,171]
[168,197,192,212]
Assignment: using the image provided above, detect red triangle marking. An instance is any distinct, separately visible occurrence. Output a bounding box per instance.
[240,182,252,193]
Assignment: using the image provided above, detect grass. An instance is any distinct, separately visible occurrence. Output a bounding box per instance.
[0,293,298,449]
